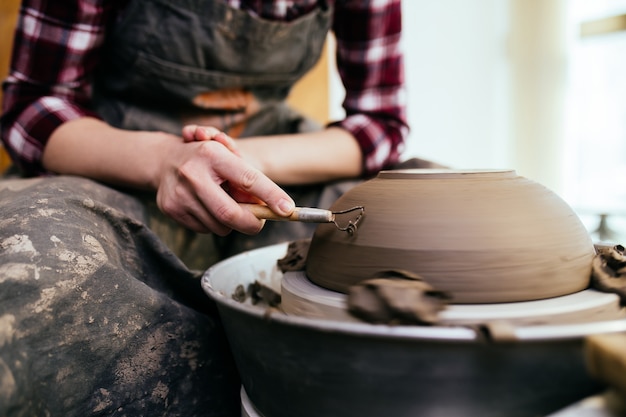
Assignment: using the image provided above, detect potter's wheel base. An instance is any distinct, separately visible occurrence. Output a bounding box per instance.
[241,387,264,417]
[202,243,626,417]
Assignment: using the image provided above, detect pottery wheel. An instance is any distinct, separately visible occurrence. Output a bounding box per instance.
[281,271,626,326]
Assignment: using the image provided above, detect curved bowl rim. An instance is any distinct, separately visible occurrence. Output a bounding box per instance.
[376,168,516,179]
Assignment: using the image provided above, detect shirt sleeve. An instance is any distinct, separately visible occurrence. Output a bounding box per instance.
[330,0,409,175]
[0,0,114,176]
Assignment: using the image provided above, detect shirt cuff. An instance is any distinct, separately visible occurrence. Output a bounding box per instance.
[331,114,408,176]
[4,97,99,176]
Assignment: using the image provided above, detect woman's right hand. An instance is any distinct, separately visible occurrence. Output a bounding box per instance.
[156,133,295,235]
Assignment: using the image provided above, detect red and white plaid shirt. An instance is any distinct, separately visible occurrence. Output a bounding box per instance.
[1,0,408,176]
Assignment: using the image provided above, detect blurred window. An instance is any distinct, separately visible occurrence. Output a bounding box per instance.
[564,0,626,241]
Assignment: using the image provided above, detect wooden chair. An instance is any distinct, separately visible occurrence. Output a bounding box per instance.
[0,0,20,172]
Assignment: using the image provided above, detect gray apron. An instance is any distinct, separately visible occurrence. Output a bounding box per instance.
[0,2,338,416]
[93,0,331,138]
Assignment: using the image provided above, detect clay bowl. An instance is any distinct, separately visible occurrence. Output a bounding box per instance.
[306,169,595,304]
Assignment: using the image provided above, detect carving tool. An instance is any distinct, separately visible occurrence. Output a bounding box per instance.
[242,203,364,235]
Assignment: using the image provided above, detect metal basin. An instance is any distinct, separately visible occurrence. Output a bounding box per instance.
[201,243,625,417]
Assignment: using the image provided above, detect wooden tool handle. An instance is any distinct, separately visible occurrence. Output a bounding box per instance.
[241,203,334,223]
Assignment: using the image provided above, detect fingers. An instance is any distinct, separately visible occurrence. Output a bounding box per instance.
[180,129,293,217]
[160,141,291,235]
[226,184,263,204]
[182,124,240,155]
[210,147,295,218]
[182,124,222,141]
[156,173,235,235]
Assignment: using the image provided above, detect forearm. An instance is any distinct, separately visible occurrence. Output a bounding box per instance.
[43,117,176,190]
[42,118,297,235]
[236,127,363,185]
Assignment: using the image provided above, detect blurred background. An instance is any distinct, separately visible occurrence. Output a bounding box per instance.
[336,0,626,244]
[1,0,626,242]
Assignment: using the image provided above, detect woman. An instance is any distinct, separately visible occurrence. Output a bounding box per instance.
[0,1,407,415]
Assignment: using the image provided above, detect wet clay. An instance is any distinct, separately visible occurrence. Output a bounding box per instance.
[306,169,596,304]
[590,244,626,303]
[275,241,452,324]
[346,270,451,325]
[232,281,281,307]
[277,239,310,272]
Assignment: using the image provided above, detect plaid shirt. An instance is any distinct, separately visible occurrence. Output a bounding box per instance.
[1,0,408,176]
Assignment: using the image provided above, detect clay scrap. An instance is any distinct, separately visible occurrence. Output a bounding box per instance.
[346,270,451,325]
[275,241,452,325]
[277,239,310,273]
[232,281,281,307]
[591,244,626,303]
